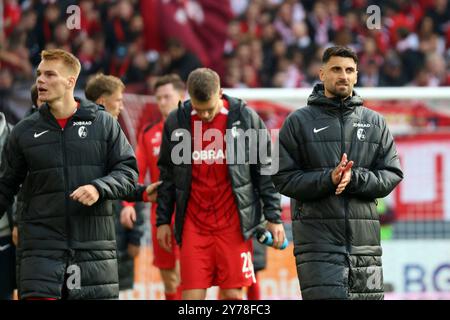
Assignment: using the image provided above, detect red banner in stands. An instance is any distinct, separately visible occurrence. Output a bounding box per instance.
[141,0,232,75]
[394,132,450,221]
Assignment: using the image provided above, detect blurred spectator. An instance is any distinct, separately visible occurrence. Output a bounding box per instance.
[53,22,72,51]
[3,0,22,37]
[239,1,264,40]
[359,59,380,87]
[125,51,152,84]
[0,29,33,80]
[78,0,102,37]
[291,21,313,52]
[409,66,440,86]
[273,1,305,46]
[379,52,408,86]
[426,52,447,85]
[0,0,449,91]
[36,3,60,50]
[0,69,20,124]
[425,0,450,36]
[305,1,334,47]
[17,9,40,65]
[164,38,202,82]
[104,0,135,51]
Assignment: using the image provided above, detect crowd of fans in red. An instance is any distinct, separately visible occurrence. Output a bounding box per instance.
[1,0,449,102]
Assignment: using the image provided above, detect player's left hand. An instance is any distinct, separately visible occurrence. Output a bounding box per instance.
[335,161,354,195]
[266,222,286,250]
[70,184,100,206]
[120,206,137,229]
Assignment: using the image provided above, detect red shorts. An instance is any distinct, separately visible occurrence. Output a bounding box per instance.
[151,224,180,269]
[180,225,255,290]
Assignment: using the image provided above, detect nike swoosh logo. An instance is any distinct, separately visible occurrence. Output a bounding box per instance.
[0,244,11,251]
[34,130,49,138]
[313,126,330,133]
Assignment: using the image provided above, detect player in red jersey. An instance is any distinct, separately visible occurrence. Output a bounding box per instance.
[124,74,185,300]
[156,68,285,300]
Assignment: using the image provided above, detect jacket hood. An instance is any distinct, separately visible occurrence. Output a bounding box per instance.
[307,83,364,110]
[39,97,103,122]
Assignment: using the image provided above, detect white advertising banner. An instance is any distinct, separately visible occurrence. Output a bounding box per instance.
[383,240,450,299]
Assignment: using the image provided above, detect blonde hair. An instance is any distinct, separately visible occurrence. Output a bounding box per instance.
[85,73,125,102]
[41,49,81,78]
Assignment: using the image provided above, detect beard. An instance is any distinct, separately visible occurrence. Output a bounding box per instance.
[327,82,353,99]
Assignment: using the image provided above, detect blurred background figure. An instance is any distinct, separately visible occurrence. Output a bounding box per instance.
[0,111,15,300]
[85,73,145,292]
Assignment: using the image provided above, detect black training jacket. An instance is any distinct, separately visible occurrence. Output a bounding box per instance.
[156,94,282,245]
[0,98,138,299]
[272,84,403,299]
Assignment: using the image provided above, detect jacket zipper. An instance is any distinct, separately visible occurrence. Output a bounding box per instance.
[339,103,351,254]
[60,127,72,252]
[177,105,192,243]
[226,103,246,235]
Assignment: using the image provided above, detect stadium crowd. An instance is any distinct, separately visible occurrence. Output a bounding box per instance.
[1,0,450,121]
[0,0,445,301]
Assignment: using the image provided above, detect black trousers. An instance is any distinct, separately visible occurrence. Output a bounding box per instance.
[0,235,16,300]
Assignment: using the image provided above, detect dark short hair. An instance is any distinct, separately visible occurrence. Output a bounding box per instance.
[30,84,39,107]
[153,74,185,92]
[187,68,220,102]
[322,46,358,64]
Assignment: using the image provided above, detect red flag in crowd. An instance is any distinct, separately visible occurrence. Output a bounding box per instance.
[141,0,232,76]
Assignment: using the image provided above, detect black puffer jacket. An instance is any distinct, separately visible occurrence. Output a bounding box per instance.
[0,112,13,236]
[272,84,403,300]
[156,94,282,244]
[0,98,138,299]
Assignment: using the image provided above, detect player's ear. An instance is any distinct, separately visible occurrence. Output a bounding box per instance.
[319,67,325,82]
[67,76,76,89]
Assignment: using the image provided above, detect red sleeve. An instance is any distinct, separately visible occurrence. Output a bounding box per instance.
[142,191,149,202]
[121,129,151,207]
[136,129,150,185]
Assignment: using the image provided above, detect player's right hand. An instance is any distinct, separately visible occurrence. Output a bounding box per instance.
[267,222,286,250]
[70,184,100,206]
[331,153,354,188]
[120,206,137,229]
[157,224,172,253]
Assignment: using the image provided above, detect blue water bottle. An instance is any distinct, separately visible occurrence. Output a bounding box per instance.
[256,228,288,250]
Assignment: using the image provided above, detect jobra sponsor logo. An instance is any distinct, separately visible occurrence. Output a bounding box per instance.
[73,121,92,126]
[353,122,371,128]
